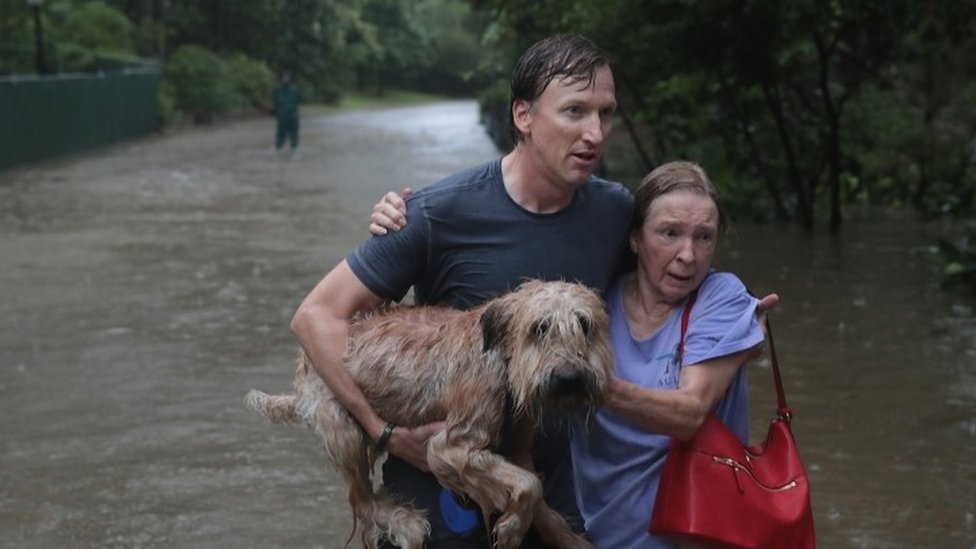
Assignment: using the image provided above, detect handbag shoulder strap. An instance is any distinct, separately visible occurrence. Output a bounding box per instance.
[764,317,792,423]
[678,289,793,424]
[677,288,698,365]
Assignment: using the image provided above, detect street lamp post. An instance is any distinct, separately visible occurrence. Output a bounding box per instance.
[26,0,47,74]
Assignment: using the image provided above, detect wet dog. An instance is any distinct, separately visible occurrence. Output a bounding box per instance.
[246,279,613,548]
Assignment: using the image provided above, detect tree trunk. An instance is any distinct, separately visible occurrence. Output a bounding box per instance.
[761,81,814,230]
[815,34,843,234]
[615,102,655,175]
[617,70,670,162]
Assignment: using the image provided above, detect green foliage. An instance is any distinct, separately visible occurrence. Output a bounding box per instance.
[473,0,976,234]
[157,79,177,127]
[409,0,486,94]
[0,0,142,74]
[160,46,274,121]
[357,0,486,96]
[2,0,487,100]
[0,0,37,74]
[224,53,275,111]
[47,0,139,71]
[163,44,235,119]
[133,15,165,58]
[50,1,133,52]
[4,0,972,236]
[847,86,976,216]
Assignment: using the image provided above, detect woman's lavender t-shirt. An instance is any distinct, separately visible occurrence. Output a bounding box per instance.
[570,272,763,549]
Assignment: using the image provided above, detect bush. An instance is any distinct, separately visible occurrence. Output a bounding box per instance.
[163,44,235,121]
[224,53,275,111]
[157,79,177,128]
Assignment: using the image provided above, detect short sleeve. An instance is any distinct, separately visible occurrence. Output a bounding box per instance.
[346,193,429,302]
[682,272,764,365]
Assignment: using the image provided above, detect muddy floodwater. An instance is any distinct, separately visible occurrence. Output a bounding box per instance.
[1,100,974,548]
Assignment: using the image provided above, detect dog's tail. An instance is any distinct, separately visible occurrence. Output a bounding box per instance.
[245,390,302,425]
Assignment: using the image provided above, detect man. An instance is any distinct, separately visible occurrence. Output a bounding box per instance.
[290,34,633,547]
[273,71,301,151]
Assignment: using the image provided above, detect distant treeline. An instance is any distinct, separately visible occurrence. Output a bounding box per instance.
[0,0,489,120]
[471,0,975,288]
[2,0,975,244]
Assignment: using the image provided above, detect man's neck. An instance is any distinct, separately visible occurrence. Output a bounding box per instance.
[500,147,579,214]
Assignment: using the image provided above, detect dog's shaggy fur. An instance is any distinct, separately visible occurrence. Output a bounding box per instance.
[246,280,613,549]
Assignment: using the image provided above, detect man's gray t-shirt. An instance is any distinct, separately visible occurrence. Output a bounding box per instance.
[346,158,634,544]
[349,159,633,308]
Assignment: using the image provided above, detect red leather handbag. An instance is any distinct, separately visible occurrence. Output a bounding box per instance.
[649,294,816,549]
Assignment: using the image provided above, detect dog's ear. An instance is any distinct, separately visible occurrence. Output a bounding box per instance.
[481,302,509,353]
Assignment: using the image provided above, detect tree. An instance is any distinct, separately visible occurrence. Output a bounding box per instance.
[0,0,38,74]
[847,1,976,218]
[46,0,139,71]
[469,0,959,233]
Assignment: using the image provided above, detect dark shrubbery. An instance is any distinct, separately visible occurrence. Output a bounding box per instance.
[477,78,512,153]
[224,53,275,112]
[162,45,273,123]
[48,0,139,72]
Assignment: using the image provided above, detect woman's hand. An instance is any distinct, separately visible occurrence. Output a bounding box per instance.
[756,293,779,324]
[385,420,444,471]
[369,187,412,235]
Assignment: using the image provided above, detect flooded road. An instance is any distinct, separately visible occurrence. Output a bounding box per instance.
[1,100,974,548]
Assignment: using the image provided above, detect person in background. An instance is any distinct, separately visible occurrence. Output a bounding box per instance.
[291,33,631,548]
[273,70,301,151]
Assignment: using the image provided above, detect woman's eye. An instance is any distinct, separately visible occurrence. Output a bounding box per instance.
[696,232,717,245]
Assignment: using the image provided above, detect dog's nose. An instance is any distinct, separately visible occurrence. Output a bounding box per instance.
[550,369,586,397]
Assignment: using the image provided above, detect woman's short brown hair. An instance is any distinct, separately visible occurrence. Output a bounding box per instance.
[631,161,727,234]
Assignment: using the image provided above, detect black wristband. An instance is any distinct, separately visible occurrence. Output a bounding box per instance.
[375,422,395,453]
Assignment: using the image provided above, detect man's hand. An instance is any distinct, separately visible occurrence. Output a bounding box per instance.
[386,420,444,472]
[369,187,412,236]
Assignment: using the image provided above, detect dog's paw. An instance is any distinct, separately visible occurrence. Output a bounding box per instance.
[244,390,269,416]
[385,507,430,549]
[492,514,527,549]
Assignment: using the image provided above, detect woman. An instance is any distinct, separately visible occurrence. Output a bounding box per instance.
[570,161,764,548]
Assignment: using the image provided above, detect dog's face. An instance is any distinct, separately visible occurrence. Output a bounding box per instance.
[481,280,614,419]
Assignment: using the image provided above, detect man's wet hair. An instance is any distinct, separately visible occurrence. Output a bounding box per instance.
[509,34,612,143]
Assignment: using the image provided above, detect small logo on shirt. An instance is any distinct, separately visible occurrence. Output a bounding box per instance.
[655,343,682,388]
